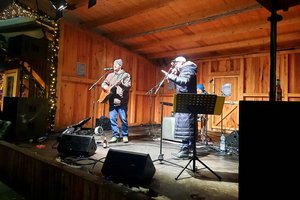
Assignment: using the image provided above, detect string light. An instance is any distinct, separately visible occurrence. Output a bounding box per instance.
[1,2,59,132]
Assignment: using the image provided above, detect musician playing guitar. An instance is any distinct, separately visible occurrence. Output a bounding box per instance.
[100,59,131,143]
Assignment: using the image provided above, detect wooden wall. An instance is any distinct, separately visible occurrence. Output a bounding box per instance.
[55,21,158,130]
[54,21,300,133]
[194,51,300,133]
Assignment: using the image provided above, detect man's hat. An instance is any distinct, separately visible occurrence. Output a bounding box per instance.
[113,59,123,67]
[172,56,186,63]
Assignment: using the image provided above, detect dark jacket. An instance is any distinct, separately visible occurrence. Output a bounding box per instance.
[168,61,197,94]
[167,61,197,138]
[101,69,131,106]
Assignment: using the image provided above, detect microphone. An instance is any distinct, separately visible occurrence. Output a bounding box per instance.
[209,79,214,83]
[104,67,113,71]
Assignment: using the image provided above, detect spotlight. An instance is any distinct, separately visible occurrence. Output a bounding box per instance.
[51,0,68,11]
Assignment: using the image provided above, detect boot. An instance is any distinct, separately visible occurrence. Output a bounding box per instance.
[171,147,191,160]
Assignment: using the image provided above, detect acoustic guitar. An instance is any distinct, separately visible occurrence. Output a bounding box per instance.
[98,74,128,103]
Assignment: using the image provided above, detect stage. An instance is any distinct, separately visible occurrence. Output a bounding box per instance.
[0,125,238,200]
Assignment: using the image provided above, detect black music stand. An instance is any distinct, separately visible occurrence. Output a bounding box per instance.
[173,93,224,180]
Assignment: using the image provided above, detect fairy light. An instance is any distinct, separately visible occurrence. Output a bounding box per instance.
[1,2,59,132]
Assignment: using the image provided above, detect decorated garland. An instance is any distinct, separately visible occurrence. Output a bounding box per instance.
[1,1,59,132]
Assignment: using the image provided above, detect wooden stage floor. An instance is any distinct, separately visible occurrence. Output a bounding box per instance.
[0,125,238,200]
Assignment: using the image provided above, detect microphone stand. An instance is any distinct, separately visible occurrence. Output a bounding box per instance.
[145,87,155,136]
[89,71,110,129]
[146,66,172,136]
[209,80,227,153]
[151,67,183,168]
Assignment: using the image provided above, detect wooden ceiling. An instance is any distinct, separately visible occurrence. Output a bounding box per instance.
[13,0,300,64]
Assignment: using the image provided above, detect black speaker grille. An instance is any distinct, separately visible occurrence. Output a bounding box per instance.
[101,149,156,186]
[57,134,97,157]
[226,131,239,148]
[2,97,48,141]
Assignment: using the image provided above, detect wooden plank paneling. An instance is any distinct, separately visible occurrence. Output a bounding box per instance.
[244,56,270,94]
[288,53,300,93]
[56,22,158,129]
[55,21,300,132]
[194,51,300,132]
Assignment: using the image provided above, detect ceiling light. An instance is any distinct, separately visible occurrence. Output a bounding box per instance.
[51,0,68,11]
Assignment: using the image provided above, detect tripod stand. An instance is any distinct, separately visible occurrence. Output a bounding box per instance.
[173,93,224,180]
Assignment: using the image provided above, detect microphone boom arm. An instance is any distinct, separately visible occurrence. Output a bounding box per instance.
[89,70,110,90]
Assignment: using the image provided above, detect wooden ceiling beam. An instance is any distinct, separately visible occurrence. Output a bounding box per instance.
[132,16,300,51]
[146,32,300,59]
[111,3,262,41]
[82,0,176,28]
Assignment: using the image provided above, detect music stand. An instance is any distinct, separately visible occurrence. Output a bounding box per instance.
[173,93,224,180]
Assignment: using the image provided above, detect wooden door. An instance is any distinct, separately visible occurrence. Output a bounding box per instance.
[210,76,239,133]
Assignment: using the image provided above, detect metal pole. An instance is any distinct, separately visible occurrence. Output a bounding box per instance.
[268,8,282,101]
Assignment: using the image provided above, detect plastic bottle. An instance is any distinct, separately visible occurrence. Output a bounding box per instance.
[103,137,108,148]
[276,79,282,101]
[220,133,226,152]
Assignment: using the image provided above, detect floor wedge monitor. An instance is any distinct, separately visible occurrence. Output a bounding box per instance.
[101,149,156,186]
[57,133,97,157]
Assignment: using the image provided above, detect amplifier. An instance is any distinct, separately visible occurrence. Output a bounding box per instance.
[162,117,180,142]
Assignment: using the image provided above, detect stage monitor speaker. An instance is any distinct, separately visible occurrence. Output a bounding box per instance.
[57,133,97,157]
[162,117,180,142]
[101,149,156,186]
[226,130,239,148]
[2,97,49,141]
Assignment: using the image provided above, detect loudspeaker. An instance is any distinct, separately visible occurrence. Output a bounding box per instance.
[239,101,300,199]
[226,130,239,148]
[8,34,48,62]
[57,133,97,157]
[2,97,49,141]
[101,149,156,186]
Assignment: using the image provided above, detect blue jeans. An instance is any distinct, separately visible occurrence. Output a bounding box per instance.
[109,105,128,138]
